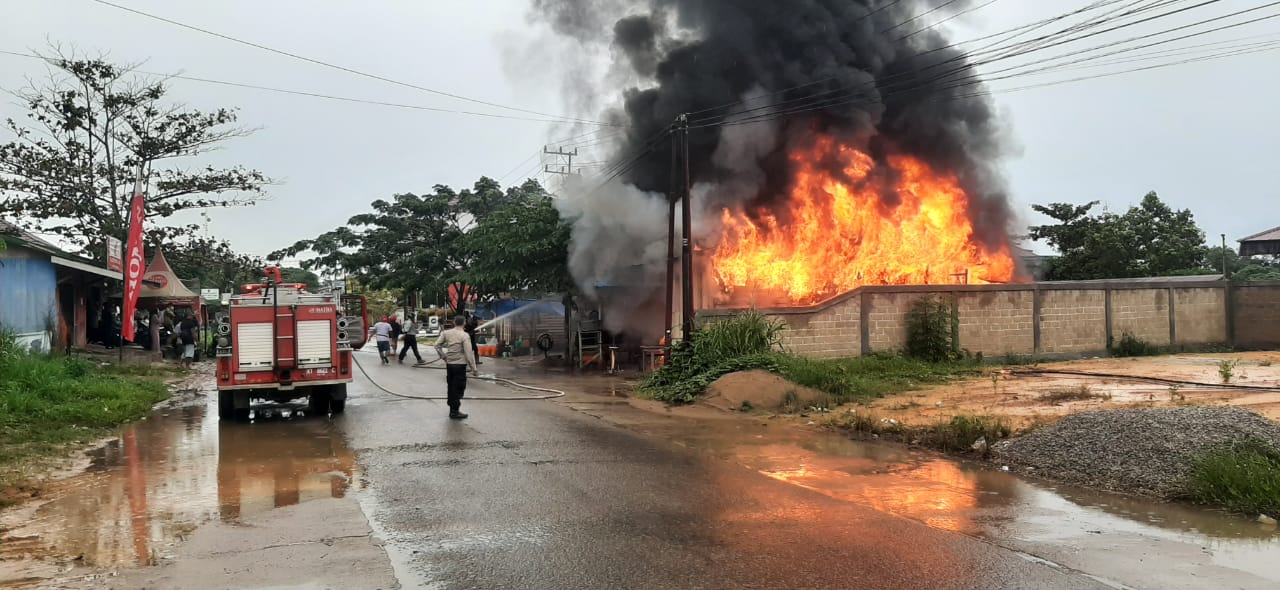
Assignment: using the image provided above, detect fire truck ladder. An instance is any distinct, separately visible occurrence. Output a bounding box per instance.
[269,284,298,371]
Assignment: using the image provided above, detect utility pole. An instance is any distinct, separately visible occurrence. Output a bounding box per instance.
[1222,233,1229,280]
[679,114,695,339]
[543,146,578,176]
[664,129,677,343]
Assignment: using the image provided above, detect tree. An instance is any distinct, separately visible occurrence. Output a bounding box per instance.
[456,179,572,295]
[0,51,270,256]
[274,178,568,302]
[159,235,263,292]
[1030,192,1208,280]
[281,267,321,290]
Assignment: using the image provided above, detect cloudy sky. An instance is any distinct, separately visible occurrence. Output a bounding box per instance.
[2,0,1276,259]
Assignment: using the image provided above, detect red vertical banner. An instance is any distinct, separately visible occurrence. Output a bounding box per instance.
[121,180,146,343]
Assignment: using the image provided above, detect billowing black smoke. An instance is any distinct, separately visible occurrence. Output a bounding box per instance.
[534,0,1013,335]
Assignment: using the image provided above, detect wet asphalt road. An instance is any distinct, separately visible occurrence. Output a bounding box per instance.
[342,353,1107,590]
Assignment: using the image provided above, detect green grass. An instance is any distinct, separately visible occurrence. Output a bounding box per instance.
[776,353,977,404]
[0,335,170,490]
[823,410,1011,456]
[1186,441,1280,516]
[641,312,977,405]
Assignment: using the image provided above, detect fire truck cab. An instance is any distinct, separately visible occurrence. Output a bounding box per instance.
[214,267,368,420]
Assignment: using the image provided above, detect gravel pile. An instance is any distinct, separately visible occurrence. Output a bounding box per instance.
[992,406,1280,498]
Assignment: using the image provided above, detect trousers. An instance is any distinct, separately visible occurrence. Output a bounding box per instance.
[445,364,468,413]
[399,334,422,362]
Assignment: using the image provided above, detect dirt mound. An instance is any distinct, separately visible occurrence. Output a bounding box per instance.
[993,406,1280,498]
[702,370,828,412]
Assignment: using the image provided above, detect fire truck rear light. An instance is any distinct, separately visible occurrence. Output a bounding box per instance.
[217,323,231,336]
[337,330,348,341]
[337,318,349,329]
[217,336,230,347]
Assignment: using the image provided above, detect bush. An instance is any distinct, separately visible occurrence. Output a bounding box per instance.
[0,333,170,482]
[1186,441,1280,516]
[1112,330,1160,357]
[905,296,960,362]
[642,312,978,406]
[641,311,783,403]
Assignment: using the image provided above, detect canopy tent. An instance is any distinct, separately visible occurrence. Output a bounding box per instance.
[135,249,201,310]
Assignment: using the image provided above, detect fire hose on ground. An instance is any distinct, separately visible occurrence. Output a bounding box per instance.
[350,351,565,401]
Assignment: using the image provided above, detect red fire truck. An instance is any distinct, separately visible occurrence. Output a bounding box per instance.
[214,267,368,420]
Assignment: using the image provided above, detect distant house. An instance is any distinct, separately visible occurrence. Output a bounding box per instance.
[1239,225,1280,257]
[1012,245,1055,281]
[0,220,121,353]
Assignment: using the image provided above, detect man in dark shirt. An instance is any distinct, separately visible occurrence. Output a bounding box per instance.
[178,313,199,369]
[389,315,403,357]
[464,313,481,365]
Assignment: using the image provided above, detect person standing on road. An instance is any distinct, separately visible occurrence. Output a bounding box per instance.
[434,315,479,420]
[464,313,481,365]
[389,315,403,357]
[373,316,393,365]
[398,316,423,364]
[178,312,199,369]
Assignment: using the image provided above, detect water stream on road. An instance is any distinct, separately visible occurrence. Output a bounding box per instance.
[2,380,1277,589]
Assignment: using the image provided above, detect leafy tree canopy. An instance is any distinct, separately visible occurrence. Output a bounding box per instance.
[1029,192,1209,280]
[0,50,270,256]
[273,177,570,304]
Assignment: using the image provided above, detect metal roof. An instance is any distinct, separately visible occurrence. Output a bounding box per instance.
[1240,225,1280,242]
[0,218,65,255]
[1239,225,1280,256]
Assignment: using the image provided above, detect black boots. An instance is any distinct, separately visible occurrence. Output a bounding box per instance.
[449,412,468,420]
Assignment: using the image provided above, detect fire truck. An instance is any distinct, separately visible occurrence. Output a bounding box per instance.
[214,267,368,420]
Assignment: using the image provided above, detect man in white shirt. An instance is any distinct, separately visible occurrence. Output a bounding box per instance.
[372,316,392,365]
[398,317,423,364]
[434,316,479,419]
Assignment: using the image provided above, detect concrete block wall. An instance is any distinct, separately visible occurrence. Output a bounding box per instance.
[764,295,860,359]
[1038,290,1107,354]
[1174,288,1226,345]
[1110,289,1171,346]
[699,280,1274,360]
[865,292,931,352]
[956,291,1035,357]
[1233,285,1280,349]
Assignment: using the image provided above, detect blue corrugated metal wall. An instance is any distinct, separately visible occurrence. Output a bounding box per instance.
[0,257,57,333]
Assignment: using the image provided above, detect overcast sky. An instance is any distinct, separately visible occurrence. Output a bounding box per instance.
[2,0,1277,260]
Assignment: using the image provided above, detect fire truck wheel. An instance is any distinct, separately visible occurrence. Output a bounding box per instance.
[218,391,235,419]
[307,389,330,414]
[329,384,347,414]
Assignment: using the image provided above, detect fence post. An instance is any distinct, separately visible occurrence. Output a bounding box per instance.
[859,293,871,356]
[1167,287,1176,349]
[1224,282,1235,347]
[1032,287,1042,355]
[1104,287,1114,350]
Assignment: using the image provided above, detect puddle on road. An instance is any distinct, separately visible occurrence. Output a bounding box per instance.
[0,395,360,574]
[622,415,1280,587]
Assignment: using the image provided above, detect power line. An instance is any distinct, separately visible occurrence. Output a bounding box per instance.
[86,0,608,126]
[897,0,1003,41]
[880,0,963,34]
[691,0,1246,129]
[0,50,618,127]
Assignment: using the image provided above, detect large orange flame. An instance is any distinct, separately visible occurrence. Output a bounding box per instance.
[711,135,1016,303]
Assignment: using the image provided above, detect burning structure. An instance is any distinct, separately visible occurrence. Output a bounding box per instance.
[538,0,1020,338]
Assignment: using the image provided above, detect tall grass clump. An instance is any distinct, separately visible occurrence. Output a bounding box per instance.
[1186,441,1280,516]
[0,332,169,482]
[641,311,784,403]
[905,296,961,362]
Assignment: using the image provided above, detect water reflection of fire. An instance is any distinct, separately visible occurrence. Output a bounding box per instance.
[760,459,981,535]
[711,135,1017,306]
